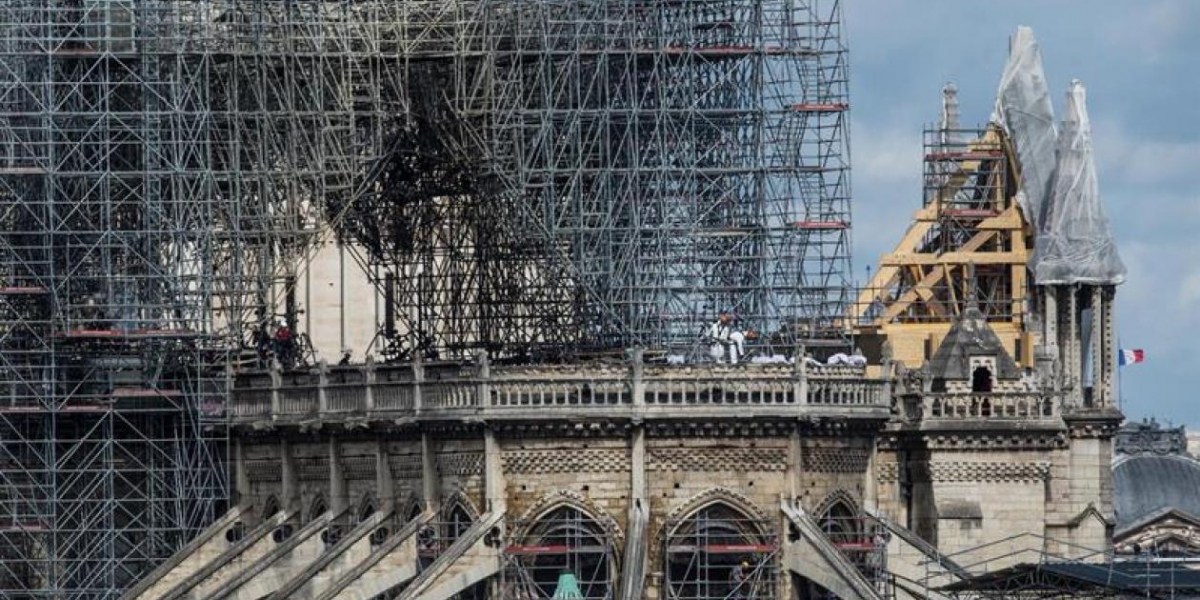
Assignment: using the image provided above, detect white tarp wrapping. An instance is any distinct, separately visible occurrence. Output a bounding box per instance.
[992,26,1057,234]
[1033,81,1126,285]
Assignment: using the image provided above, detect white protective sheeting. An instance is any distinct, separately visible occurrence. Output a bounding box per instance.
[991,26,1057,234]
[1033,81,1126,285]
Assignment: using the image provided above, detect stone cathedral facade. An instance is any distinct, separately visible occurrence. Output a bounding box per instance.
[122,27,1127,600]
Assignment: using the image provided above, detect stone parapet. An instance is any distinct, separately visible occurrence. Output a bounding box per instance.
[900,392,1060,424]
[226,356,890,426]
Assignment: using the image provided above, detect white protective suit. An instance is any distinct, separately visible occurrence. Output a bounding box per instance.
[708,320,746,364]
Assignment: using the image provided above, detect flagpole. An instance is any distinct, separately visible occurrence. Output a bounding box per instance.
[1117,336,1124,412]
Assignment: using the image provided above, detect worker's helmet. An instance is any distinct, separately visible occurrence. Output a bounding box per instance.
[741,560,750,568]
[276,316,288,327]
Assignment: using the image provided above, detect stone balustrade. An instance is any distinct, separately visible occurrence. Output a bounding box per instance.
[906,392,1058,422]
[224,354,891,424]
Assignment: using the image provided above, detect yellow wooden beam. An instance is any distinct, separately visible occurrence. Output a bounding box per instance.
[881,251,1024,266]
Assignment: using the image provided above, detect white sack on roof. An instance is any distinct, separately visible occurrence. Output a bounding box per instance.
[992,26,1057,234]
[1033,80,1126,285]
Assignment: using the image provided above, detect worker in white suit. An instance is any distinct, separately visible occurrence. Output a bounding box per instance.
[707,309,755,364]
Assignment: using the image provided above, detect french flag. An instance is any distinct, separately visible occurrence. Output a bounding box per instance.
[1119,349,1145,367]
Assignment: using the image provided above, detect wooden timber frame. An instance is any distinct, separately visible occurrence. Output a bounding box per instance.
[851,124,1033,369]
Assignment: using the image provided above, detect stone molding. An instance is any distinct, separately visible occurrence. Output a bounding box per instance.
[511,490,625,547]
[436,452,484,477]
[503,448,629,475]
[295,457,330,481]
[244,458,280,483]
[343,455,376,480]
[876,462,900,484]
[388,454,423,479]
[655,487,772,547]
[802,447,869,473]
[918,460,1050,483]
[922,433,1067,451]
[648,447,786,472]
[812,489,861,517]
[443,489,482,519]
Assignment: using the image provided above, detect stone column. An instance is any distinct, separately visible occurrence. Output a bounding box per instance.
[364,356,376,411]
[483,429,505,513]
[234,438,251,506]
[1098,286,1117,408]
[1043,286,1059,350]
[421,433,439,511]
[795,344,808,404]
[1066,286,1081,406]
[376,438,396,512]
[412,354,424,414]
[317,360,329,414]
[330,437,348,516]
[1089,286,1103,408]
[270,361,282,417]
[631,348,645,407]
[281,438,298,513]
[477,350,491,408]
[786,427,801,501]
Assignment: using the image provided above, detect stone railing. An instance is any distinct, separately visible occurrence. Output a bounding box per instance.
[905,392,1058,422]
[224,352,891,424]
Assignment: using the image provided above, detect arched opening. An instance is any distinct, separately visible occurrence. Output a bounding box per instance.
[359,495,378,523]
[971,365,992,392]
[665,502,776,600]
[813,498,888,598]
[308,495,328,524]
[818,499,861,547]
[505,506,616,599]
[406,500,425,523]
[419,501,476,570]
[444,502,474,541]
[262,495,281,522]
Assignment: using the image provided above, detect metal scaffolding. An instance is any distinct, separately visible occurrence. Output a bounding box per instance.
[336,0,854,361]
[501,507,618,600]
[0,0,853,596]
[663,503,779,600]
[0,1,407,597]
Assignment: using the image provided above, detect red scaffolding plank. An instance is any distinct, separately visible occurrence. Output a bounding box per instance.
[61,404,109,413]
[55,328,197,339]
[0,522,46,532]
[505,544,610,555]
[111,387,183,398]
[0,286,48,294]
[790,103,848,112]
[667,543,776,554]
[793,220,849,230]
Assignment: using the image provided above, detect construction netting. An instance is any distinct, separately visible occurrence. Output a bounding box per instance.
[994,26,1125,286]
[992,25,1057,235]
[1033,81,1127,285]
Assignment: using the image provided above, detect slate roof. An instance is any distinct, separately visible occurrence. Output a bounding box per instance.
[1113,453,1200,534]
[928,306,1020,381]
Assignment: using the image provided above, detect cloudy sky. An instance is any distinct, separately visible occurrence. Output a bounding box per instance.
[842,1,1200,425]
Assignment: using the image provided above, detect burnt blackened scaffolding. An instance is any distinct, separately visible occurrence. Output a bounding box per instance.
[337,0,854,361]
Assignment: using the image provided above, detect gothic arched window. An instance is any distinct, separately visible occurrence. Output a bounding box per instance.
[665,502,775,600]
[509,506,616,600]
